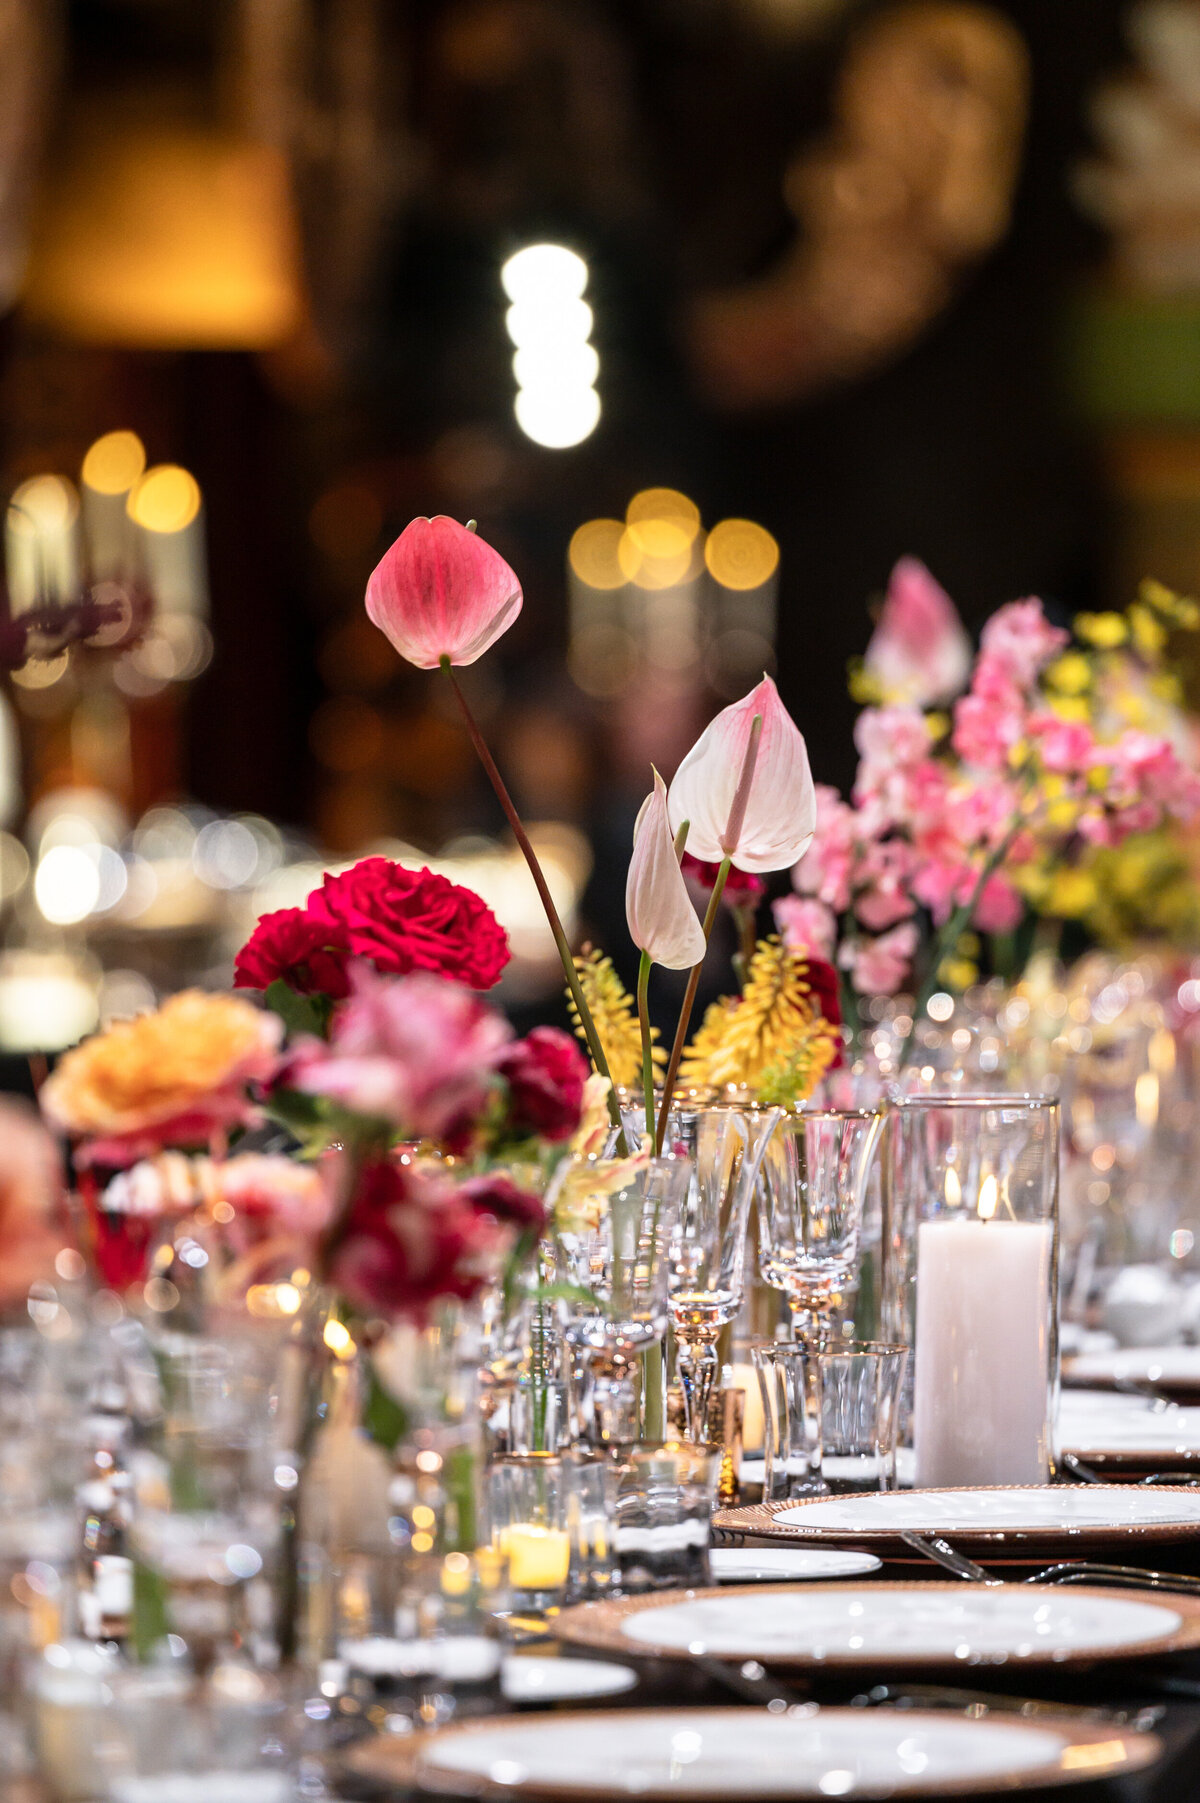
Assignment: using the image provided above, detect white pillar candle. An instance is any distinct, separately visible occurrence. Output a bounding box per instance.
[913,1217,1053,1488]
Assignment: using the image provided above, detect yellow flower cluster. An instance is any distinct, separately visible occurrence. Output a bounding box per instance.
[569,947,665,1090]
[679,938,840,1102]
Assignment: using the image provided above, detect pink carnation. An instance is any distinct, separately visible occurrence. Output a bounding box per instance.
[294,966,511,1140]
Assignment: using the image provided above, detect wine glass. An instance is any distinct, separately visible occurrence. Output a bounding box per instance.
[756,1107,885,1343]
[661,1104,781,1443]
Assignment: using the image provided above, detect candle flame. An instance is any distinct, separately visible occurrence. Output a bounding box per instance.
[977,1174,998,1221]
[944,1167,962,1209]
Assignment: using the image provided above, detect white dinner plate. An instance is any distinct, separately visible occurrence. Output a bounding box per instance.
[501,1657,637,1703]
[1058,1388,1200,1461]
[1065,1345,1200,1391]
[612,1585,1183,1665]
[710,1547,881,1582]
[379,1706,1159,1798]
[716,1483,1200,1551]
[738,1453,917,1490]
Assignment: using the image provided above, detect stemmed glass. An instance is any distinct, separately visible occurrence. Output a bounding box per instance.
[755,1107,884,1477]
[756,1107,885,1344]
[661,1104,781,1443]
[553,1157,689,1450]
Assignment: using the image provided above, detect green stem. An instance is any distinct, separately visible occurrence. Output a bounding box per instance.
[442,659,625,1145]
[637,949,655,1142]
[655,857,730,1152]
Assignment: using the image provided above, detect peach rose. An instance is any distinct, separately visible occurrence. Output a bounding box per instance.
[41,990,282,1166]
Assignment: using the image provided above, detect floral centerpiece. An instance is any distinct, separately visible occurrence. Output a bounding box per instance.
[773,561,1200,1045]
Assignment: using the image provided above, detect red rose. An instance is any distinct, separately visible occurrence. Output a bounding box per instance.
[681,853,766,906]
[310,859,510,990]
[328,1158,506,1320]
[234,907,353,1000]
[460,1172,546,1233]
[802,955,842,1029]
[494,1027,588,1142]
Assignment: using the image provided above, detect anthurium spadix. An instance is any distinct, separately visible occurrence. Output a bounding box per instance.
[366,515,522,668]
[667,675,816,872]
[627,771,706,970]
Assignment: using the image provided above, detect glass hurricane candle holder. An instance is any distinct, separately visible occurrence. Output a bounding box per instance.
[882,1094,1060,1488]
[486,1454,571,1613]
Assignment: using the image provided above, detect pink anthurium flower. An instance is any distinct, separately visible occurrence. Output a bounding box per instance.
[627,770,706,970]
[666,675,816,872]
[366,516,523,669]
[863,557,972,706]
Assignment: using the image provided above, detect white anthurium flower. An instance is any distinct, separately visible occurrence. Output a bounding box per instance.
[626,769,707,969]
[666,674,816,873]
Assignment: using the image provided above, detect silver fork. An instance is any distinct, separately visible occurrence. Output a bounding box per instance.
[900,1529,1200,1595]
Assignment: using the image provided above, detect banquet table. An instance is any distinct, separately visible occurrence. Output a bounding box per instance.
[317,1530,1200,1803]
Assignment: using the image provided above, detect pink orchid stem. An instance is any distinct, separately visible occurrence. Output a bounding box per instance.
[654,713,764,1153]
[441,658,624,1139]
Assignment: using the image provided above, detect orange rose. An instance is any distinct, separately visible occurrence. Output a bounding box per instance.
[41,990,282,1165]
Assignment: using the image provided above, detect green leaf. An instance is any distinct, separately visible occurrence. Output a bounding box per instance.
[133,1561,171,1662]
[362,1361,410,1453]
[263,980,330,1040]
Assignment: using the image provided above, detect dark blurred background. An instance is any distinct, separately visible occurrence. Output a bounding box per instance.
[4,0,1199,1040]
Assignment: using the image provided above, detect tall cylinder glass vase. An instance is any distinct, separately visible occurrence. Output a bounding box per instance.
[881,1094,1060,1488]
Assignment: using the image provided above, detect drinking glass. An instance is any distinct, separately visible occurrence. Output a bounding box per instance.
[131,1335,280,1665]
[817,1342,908,1493]
[882,1094,1060,1487]
[753,1341,822,1500]
[613,1444,718,1592]
[662,1105,781,1442]
[756,1108,885,1344]
[554,1158,688,1450]
[486,1454,571,1612]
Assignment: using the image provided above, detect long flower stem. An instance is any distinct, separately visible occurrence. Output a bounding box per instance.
[655,858,730,1152]
[637,950,655,1142]
[442,659,624,1140]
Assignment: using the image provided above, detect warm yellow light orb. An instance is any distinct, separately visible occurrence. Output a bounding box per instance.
[568,518,626,590]
[81,431,146,496]
[127,464,201,533]
[705,518,780,589]
[8,474,78,533]
[626,488,701,541]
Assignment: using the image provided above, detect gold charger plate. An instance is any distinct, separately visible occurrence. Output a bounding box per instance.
[713,1484,1200,1556]
[346,1705,1161,1800]
[551,1581,1200,1673]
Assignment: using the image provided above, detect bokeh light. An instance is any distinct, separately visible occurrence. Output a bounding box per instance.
[500,243,588,303]
[568,519,626,590]
[35,846,102,925]
[514,384,601,451]
[127,464,201,533]
[705,518,780,589]
[504,243,600,450]
[81,432,146,496]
